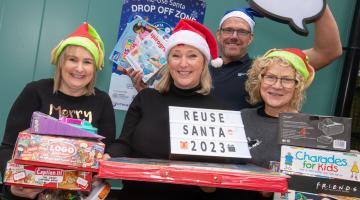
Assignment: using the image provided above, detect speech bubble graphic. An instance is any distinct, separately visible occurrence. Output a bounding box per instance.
[249,0,326,36]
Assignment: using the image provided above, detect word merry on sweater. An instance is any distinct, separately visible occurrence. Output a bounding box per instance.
[49,104,93,123]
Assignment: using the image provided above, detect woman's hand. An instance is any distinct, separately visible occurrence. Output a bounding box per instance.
[128,69,148,92]
[10,186,44,199]
[260,191,273,198]
[200,186,217,193]
[102,153,111,161]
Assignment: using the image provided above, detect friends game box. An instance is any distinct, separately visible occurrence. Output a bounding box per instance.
[98,157,289,193]
[274,190,360,200]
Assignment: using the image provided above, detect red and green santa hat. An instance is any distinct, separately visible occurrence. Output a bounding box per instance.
[51,22,105,70]
[165,19,223,68]
[264,48,315,88]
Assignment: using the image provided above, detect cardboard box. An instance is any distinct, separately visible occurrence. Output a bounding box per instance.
[287,174,359,198]
[30,111,103,140]
[280,145,360,182]
[13,131,105,172]
[279,113,351,151]
[274,190,360,200]
[4,161,92,191]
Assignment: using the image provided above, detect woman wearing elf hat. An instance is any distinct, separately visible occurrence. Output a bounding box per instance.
[243,48,315,174]
[238,48,315,198]
[0,22,115,199]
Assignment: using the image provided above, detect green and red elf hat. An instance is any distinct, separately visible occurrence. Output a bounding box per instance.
[264,48,315,88]
[51,22,105,70]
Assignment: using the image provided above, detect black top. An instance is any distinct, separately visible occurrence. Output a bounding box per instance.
[107,84,266,199]
[241,107,281,169]
[0,79,116,200]
[109,83,228,158]
[209,54,253,111]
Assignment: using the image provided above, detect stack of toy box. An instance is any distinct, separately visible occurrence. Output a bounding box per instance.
[3,112,106,193]
[274,112,359,199]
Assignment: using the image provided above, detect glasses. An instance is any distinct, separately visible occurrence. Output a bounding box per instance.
[221,28,251,37]
[261,74,298,88]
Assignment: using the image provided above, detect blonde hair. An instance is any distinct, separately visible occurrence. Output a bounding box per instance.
[155,59,212,95]
[53,46,96,96]
[245,56,307,111]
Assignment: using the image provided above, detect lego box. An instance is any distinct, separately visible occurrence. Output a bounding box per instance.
[279,112,351,151]
[280,145,360,182]
[13,131,105,172]
[4,161,92,191]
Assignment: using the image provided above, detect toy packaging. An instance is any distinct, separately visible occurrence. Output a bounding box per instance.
[274,190,360,200]
[98,157,289,193]
[30,111,104,140]
[13,130,105,172]
[109,16,167,73]
[279,112,351,151]
[287,174,359,198]
[4,160,92,191]
[280,145,360,182]
[126,30,167,83]
[84,180,111,200]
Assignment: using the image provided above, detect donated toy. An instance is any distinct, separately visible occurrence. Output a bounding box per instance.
[30,112,104,140]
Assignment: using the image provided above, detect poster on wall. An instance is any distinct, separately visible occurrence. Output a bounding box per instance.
[109,0,207,111]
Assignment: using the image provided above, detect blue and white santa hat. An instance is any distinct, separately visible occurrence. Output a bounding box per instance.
[219,7,262,32]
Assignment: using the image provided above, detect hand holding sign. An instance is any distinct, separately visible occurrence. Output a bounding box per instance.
[249,0,326,36]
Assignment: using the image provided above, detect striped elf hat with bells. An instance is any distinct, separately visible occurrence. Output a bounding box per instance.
[264,48,315,88]
[51,22,105,70]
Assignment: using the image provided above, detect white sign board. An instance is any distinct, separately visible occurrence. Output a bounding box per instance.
[250,0,325,36]
[169,106,251,159]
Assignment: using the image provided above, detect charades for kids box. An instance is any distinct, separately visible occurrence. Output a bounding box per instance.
[279,113,351,151]
[280,145,360,182]
[4,160,92,191]
[13,130,105,172]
